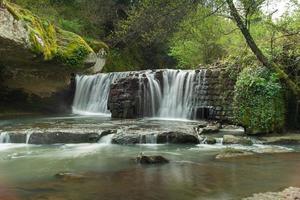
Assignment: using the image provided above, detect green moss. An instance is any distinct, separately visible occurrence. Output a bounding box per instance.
[55,28,93,66]
[4,1,98,67]
[233,66,285,134]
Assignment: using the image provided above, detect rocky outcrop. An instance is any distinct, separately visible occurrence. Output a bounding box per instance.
[108,76,141,118]
[0,2,107,113]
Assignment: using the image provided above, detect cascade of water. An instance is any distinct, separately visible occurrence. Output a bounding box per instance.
[139,133,158,144]
[0,132,10,143]
[98,134,115,144]
[141,73,162,117]
[25,131,32,144]
[72,69,207,120]
[158,69,207,119]
[72,72,129,115]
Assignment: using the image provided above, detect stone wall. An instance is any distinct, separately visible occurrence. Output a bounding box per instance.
[108,68,236,121]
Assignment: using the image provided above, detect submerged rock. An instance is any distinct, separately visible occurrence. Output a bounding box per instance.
[243,187,300,200]
[54,172,86,181]
[216,148,254,159]
[216,146,293,159]
[136,155,169,164]
[260,134,300,145]
[223,135,253,146]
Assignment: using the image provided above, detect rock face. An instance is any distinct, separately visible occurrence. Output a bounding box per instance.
[136,155,169,164]
[0,2,105,113]
[108,76,141,118]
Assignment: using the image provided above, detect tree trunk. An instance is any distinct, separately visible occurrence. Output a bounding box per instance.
[226,0,300,96]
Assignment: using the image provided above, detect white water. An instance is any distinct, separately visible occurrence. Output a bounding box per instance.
[73,69,207,120]
[139,133,158,144]
[0,132,10,143]
[25,131,33,144]
[98,134,114,144]
[158,69,207,119]
[72,72,129,115]
[141,73,162,117]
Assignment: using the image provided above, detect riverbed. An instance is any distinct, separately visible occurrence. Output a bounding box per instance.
[0,115,299,200]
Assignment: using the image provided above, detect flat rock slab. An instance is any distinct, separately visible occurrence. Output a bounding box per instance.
[243,187,300,200]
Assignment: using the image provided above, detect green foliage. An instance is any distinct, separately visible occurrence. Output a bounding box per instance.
[104,47,143,72]
[168,6,228,68]
[234,66,285,134]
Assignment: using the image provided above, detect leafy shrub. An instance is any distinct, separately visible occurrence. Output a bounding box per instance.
[234,66,285,134]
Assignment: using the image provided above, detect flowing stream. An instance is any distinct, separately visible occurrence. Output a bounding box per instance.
[0,115,299,200]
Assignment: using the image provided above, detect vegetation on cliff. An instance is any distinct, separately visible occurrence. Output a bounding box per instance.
[4,1,106,67]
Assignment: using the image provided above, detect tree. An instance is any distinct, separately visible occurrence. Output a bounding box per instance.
[226,0,300,96]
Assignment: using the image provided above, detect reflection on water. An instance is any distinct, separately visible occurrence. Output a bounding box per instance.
[0,115,299,200]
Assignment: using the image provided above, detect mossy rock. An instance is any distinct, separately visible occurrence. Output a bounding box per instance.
[3,1,105,68]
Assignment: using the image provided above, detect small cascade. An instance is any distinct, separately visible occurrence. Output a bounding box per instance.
[215,138,223,145]
[158,69,207,119]
[98,134,114,144]
[0,132,10,143]
[25,131,33,144]
[139,133,158,144]
[72,72,129,115]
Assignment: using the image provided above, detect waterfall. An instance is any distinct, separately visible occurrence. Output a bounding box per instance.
[72,72,129,115]
[72,69,207,120]
[0,132,10,143]
[158,69,207,119]
[141,73,162,117]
